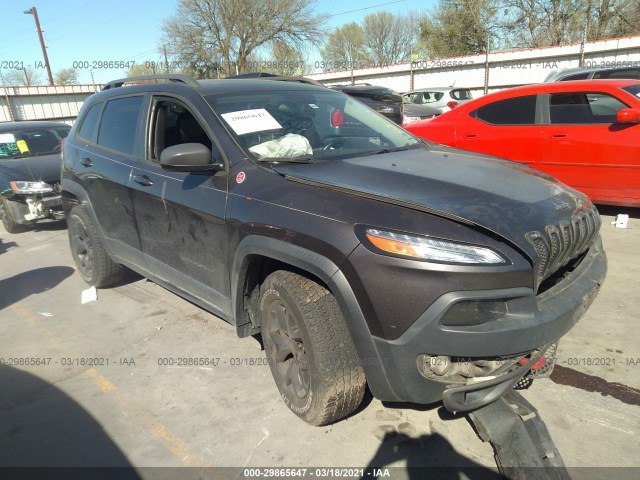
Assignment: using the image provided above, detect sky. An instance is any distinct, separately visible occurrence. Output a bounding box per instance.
[0,0,435,85]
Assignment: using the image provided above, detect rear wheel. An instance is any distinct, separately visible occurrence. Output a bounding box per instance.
[67,205,123,287]
[1,199,27,234]
[259,270,366,426]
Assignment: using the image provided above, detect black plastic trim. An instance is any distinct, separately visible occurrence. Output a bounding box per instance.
[231,235,401,401]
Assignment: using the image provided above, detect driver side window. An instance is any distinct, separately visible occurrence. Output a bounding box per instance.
[150,98,214,162]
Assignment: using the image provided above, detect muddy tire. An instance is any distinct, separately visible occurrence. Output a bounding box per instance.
[67,205,123,287]
[259,270,366,426]
[1,199,27,234]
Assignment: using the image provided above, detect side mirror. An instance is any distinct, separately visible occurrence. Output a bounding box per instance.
[616,108,640,124]
[160,143,224,172]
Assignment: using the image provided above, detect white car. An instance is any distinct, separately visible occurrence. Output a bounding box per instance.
[402,87,473,113]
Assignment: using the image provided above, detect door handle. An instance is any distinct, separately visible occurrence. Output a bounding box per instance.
[133,175,154,187]
[551,133,567,138]
[463,133,477,139]
[80,157,93,167]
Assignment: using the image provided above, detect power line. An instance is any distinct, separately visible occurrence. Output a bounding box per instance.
[330,0,406,17]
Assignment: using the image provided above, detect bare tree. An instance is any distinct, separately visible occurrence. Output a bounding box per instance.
[320,22,368,72]
[3,67,44,86]
[163,0,326,77]
[586,0,640,39]
[504,0,588,47]
[362,12,418,66]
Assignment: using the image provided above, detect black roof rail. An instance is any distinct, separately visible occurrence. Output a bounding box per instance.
[102,74,200,91]
[226,72,325,87]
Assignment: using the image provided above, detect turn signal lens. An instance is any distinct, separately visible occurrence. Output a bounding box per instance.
[364,228,507,264]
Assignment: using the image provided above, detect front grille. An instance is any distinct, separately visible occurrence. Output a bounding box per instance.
[526,205,600,291]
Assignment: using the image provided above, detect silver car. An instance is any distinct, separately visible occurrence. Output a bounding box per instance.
[544,65,640,82]
[402,87,473,114]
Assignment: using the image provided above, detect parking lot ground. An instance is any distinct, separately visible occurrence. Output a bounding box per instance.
[0,207,639,479]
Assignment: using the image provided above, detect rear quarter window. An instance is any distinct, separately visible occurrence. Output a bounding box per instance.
[78,102,102,141]
[451,89,472,100]
[472,95,537,125]
[97,96,143,155]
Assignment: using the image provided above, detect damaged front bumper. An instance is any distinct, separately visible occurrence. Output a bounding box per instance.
[368,236,607,411]
[2,193,64,224]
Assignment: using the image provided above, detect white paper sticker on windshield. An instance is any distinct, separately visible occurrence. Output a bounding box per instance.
[221,109,282,135]
[0,133,16,143]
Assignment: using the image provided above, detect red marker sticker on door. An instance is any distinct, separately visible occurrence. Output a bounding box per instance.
[236,172,246,184]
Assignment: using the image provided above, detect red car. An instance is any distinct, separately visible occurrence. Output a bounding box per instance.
[406,80,640,207]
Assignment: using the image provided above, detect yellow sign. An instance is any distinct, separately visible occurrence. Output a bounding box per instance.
[16,140,30,154]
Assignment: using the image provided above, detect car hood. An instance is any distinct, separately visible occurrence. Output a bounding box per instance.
[0,154,61,189]
[274,145,592,260]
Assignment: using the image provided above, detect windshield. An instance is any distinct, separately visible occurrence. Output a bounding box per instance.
[206,89,421,161]
[0,125,70,160]
[622,84,640,99]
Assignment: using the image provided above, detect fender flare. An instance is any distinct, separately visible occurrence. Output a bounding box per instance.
[231,235,403,401]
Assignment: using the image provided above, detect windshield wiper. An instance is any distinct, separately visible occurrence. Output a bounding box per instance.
[256,157,314,164]
[350,144,423,159]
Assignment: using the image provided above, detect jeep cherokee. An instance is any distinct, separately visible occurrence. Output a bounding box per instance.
[61,74,607,426]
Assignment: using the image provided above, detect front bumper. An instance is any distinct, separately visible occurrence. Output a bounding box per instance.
[3,194,63,224]
[368,235,607,408]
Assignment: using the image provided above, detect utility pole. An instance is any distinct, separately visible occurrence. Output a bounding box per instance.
[24,7,54,86]
[484,36,490,95]
[163,44,170,73]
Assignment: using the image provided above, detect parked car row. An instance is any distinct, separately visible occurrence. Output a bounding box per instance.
[330,84,442,125]
[402,87,474,114]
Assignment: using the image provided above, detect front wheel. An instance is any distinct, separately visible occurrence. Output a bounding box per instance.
[260,270,366,426]
[67,205,124,287]
[1,199,27,234]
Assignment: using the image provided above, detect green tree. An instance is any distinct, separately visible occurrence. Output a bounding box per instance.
[54,68,79,85]
[265,40,311,76]
[163,0,326,77]
[320,22,368,72]
[420,0,504,57]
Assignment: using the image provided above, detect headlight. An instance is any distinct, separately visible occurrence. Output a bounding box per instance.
[10,181,54,194]
[364,228,507,264]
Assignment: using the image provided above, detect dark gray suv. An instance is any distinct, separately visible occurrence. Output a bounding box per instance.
[61,74,607,425]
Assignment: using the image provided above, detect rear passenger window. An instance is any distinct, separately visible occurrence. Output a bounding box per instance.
[472,95,537,125]
[78,103,102,141]
[97,96,143,155]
